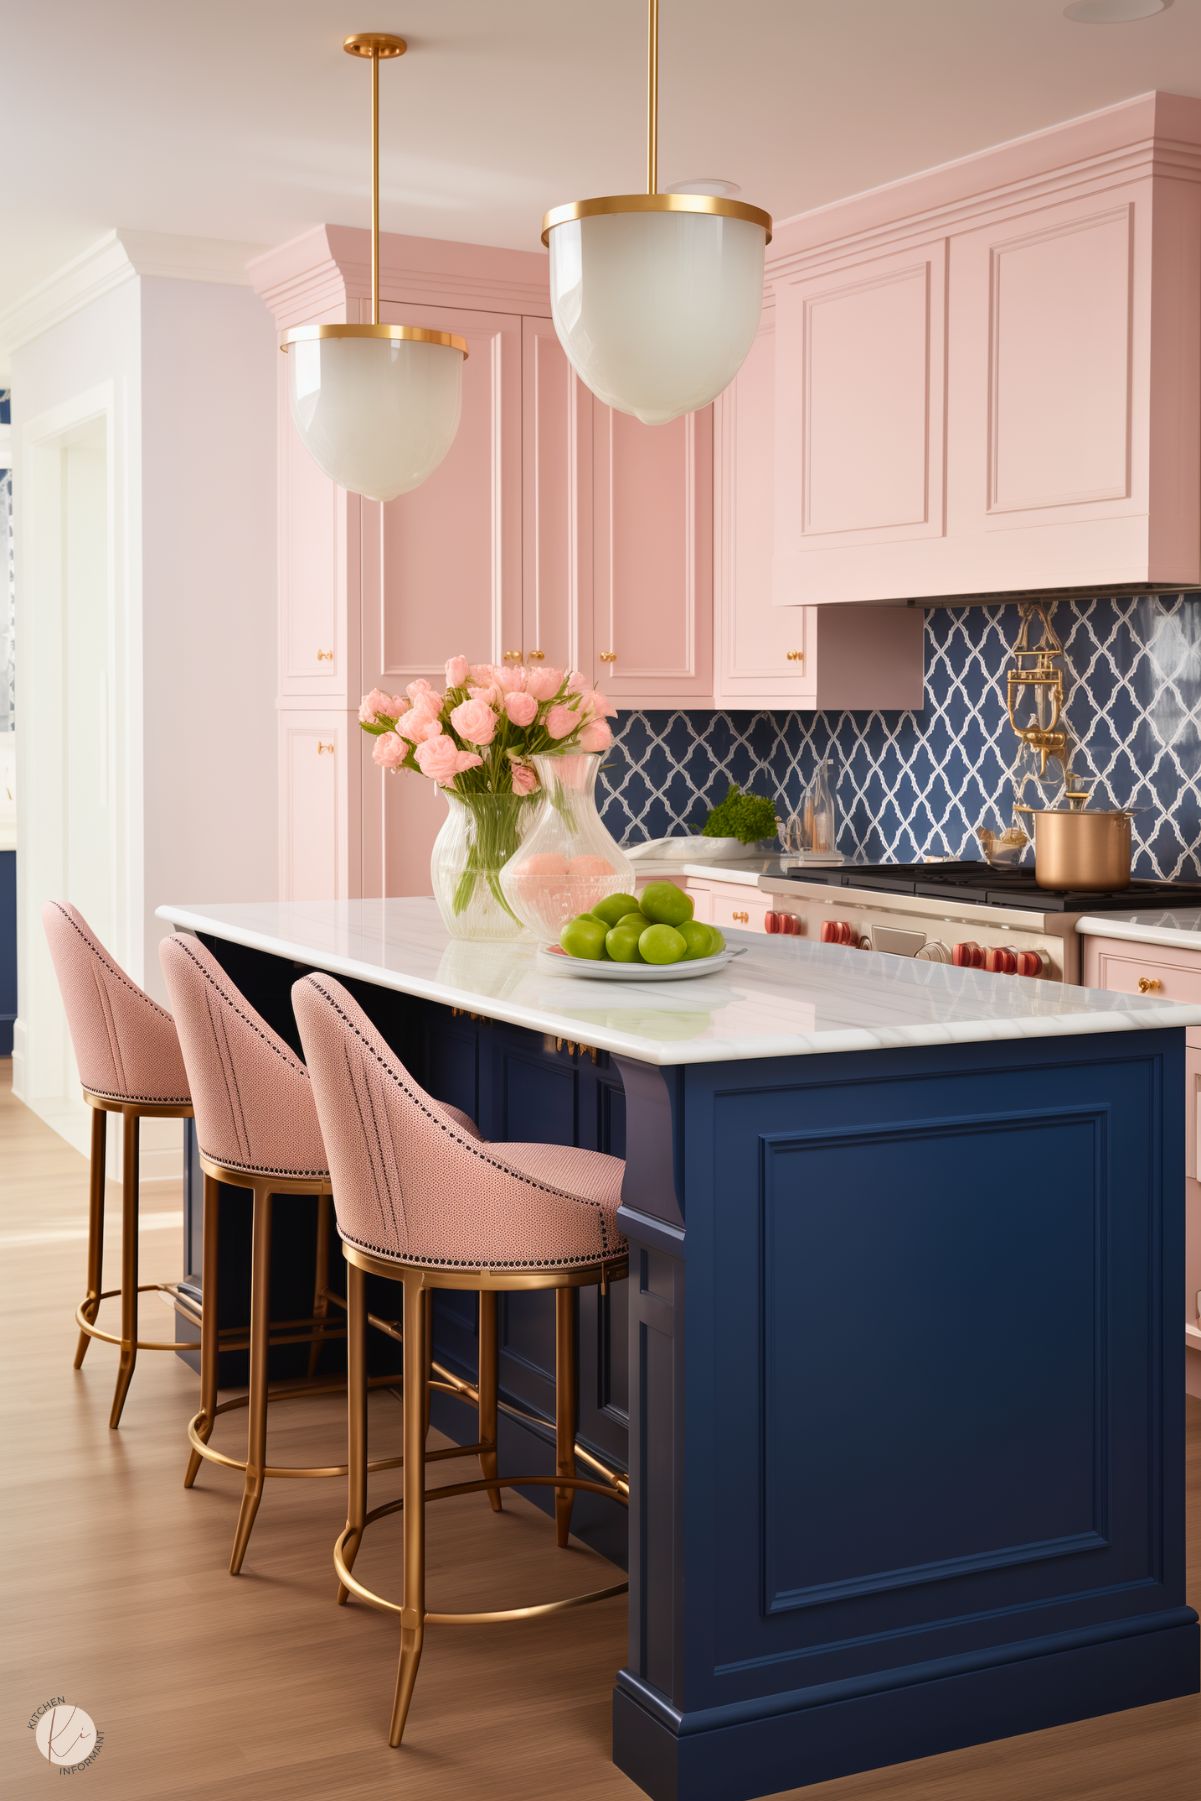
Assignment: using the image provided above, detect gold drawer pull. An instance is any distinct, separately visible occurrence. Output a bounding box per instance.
[528,649,545,661]
[503,649,522,663]
[316,741,335,755]
[1138,976,1163,994]
[554,1037,599,1063]
[732,909,749,925]
[786,650,804,662]
[316,648,335,662]
[600,651,617,663]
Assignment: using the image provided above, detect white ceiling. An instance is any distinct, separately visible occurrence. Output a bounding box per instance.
[2,0,1200,338]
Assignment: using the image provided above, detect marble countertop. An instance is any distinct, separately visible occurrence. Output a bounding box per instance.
[1076,909,1201,953]
[156,897,1201,1068]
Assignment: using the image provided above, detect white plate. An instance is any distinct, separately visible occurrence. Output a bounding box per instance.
[537,944,744,982]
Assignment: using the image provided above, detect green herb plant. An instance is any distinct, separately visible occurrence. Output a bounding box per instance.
[699,785,779,846]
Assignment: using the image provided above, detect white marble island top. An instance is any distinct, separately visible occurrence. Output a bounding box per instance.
[157,898,1201,1068]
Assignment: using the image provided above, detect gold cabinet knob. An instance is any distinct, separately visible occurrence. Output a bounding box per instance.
[600,651,617,663]
[316,648,335,662]
[528,649,545,661]
[1138,976,1163,994]
[786,650,804,662]
[316,741,335,755]
[732,910,749,924]
[502,649,522,663]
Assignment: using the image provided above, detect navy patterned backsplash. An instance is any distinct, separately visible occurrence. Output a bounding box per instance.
[598,595,1201,882]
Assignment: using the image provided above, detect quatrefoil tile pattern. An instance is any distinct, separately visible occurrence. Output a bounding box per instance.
[598,595,1201,881]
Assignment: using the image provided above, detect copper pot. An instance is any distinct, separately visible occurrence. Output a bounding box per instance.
[1028,806,1132,891]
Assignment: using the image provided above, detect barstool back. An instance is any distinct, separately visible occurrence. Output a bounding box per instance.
[42,901,190,1105]
[159,934,327,1181]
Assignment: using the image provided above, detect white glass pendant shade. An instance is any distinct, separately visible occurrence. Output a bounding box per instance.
[546,206,768,425]
[284,330,466,503]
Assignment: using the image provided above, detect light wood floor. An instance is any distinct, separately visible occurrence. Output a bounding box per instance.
[2,1061,1199,1801]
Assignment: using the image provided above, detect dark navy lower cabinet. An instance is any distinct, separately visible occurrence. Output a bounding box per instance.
[611,1032,1199,1801]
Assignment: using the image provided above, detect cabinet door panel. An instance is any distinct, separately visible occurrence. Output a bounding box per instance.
[593,405,714,703]
[1186,1047,1201,1397]
[522,317,592,671]
[278,712,353,900]
[278,308,354,698]
[774,239,947,606]
[949,191,1143,534]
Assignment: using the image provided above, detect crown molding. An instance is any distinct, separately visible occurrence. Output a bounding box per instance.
[0,229,266,362]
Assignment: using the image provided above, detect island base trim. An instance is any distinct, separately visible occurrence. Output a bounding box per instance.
[612,1615,1200,1801]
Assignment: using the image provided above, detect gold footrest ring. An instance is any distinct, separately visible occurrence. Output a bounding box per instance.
[185,1376,482,1481]
[333,1474,629,1623]
[75,1286,198,1353]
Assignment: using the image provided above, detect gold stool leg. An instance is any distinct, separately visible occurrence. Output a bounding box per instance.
[422,1293,433,1442]
[109,1111,140,1428]
[75,1105,106,1369]
[229,1186,272,1576]
[185,1173,221,1488]
[336,1258,368,1605]
[478,1289,502,1514]
[389,1276,428,1748]
[306,1195,332,1381]
[554,1287,577,1548]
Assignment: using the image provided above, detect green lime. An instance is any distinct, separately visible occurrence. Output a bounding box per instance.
[638,923,688,966]
[707,927,726,954]
[605,924,644,963]
[677,920,716,960]
[640,881,694,928]
[616,911,651,932]
[591,891,641,928]
[560,916,610,960]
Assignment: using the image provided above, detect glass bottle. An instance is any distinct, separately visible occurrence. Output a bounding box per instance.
[806,758,837,855]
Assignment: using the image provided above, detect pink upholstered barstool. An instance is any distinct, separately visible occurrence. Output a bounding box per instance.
[292,971,629,1748]
[43,901,194,1429]
[159,933,482,1576]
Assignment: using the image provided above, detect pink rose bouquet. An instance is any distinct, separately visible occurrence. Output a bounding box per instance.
[359,656,618,924]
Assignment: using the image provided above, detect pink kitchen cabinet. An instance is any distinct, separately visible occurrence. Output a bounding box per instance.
[592,401,715,707]
[277,711,356,902]
[767,92,1201,604]
[716,313,924,708]
[522,315,593,673]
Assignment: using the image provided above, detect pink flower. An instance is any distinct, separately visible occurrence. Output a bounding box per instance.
[504,690,538,728]
[510,759,539,796]
[494,664,527,693]
[359,687,404,725]
[450,697,499,746]
[526,665,564,702]
[396,708,444,745]
[371,731,409,769]
[544,703,579,741]
[581,689,618,719]
[468,663,497,685]
[566,670,589,694]
[467,681,502,706]
[406,678,435,702]
[579,719,614,753]
[444,655,470,688]
[415,735,482,783]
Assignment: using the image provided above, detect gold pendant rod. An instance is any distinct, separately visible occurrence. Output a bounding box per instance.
[646,0,659,196]
[370,47,380,326]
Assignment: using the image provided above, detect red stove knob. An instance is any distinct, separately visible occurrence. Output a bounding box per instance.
[985,945,1018,975]
[765,911,781,934]
[952,941,985,969]
[1016,950,1046,978]
[783,913,802,936]
[821,919,854,946]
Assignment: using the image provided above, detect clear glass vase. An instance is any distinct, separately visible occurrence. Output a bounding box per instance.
[430,792,535,942]
[499,753,635,941]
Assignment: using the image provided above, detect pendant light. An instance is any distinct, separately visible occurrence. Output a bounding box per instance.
[541,0,771,426]
[280,34,468,503]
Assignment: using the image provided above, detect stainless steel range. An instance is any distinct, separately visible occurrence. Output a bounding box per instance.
[757,862,1201,985]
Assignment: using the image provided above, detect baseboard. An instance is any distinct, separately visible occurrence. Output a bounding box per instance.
[612,1615,1200,1801]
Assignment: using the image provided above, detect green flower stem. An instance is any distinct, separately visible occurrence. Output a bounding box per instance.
[449,793,530,922]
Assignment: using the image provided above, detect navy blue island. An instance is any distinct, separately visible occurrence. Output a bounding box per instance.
[158,897,1201,1801]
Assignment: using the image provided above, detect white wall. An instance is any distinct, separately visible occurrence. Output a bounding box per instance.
[10,245,276,1176]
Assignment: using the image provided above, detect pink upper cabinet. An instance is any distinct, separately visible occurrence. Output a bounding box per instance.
[592,403,714,706]
[522,316,593,673]
[768,92,1201,604]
